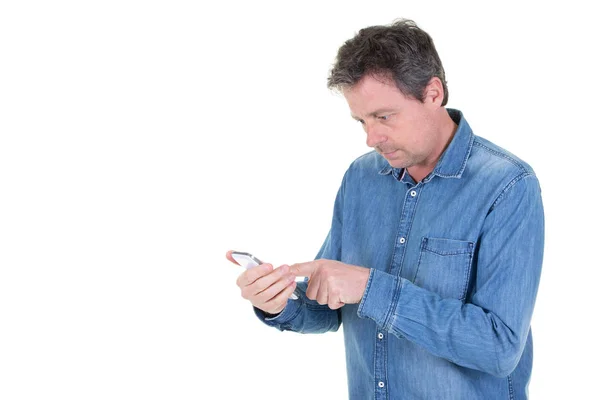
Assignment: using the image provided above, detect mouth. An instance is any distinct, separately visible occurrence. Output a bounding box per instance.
[381,149,397,158]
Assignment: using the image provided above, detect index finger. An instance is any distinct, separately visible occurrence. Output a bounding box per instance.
[290,261,316,278]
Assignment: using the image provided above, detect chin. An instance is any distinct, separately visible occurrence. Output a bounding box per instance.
[387,160,409,169]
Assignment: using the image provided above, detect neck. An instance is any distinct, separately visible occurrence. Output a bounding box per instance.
[406,108,458,182]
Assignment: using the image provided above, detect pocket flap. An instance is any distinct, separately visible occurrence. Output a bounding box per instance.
[422,237,474,256]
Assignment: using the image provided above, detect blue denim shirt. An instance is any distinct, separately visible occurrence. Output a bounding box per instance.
[255,109,544,399]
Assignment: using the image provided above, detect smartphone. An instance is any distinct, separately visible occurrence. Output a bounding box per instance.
[230,251,299,300]
[230,251,265,269]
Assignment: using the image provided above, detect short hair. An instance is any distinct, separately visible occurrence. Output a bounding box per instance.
[327,19,449,106]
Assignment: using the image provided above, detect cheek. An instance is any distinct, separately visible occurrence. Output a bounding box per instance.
[388,120,408,141]
[390,118,428,150]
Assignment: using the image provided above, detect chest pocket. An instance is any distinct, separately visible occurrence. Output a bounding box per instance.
[414,237,474,302]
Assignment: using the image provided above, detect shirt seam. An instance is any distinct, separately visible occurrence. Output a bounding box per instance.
[357,268,375,318]
[472,141,528,172]
[489,172,535,375]
[507,374,515,400]
[491,172,534,211]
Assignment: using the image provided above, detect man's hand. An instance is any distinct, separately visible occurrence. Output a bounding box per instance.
[290,259,370,310]
[226,251,297,315]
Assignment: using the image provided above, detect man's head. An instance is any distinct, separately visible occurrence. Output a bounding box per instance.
[328,19,448,105]
[328,19,455,175]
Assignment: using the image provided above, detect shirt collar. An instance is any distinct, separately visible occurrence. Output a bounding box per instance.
[378,108,474,179]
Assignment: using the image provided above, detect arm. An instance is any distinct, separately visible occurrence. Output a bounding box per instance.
[254,175,349,333]
[358,174,544,377]
[253,278,342,334]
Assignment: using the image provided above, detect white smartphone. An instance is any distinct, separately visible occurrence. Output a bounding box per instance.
[230,251,299,300]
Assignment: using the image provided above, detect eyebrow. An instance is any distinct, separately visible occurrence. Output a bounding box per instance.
[351,108,398,120]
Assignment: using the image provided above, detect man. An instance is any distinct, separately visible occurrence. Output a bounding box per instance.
[227,19,544,399]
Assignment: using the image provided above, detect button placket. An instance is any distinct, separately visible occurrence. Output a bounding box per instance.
[374,325,387,398]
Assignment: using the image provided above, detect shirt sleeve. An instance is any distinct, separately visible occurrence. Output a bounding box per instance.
[253,172,348,333]
[358,173,545,377]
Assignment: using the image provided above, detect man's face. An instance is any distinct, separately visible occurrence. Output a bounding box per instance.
[343,75,440,170]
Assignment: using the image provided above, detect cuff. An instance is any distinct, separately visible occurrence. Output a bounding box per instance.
[253,296,302,328]
[357,268,401,328]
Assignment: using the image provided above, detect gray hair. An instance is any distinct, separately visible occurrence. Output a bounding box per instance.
[327,19,449,106]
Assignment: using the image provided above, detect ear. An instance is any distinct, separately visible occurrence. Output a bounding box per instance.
[423,77,445,107]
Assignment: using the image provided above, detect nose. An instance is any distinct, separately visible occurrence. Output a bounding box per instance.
[365,123,386,148]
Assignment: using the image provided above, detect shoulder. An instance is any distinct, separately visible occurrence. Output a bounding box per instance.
[468,135,538,183]
[471,136,535,175]
[467,136,541,203]
[341,150,389,182]
[330,151,390,193]
[349,150,386,170]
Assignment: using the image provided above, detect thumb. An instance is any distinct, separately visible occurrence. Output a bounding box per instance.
[225,250,239,265]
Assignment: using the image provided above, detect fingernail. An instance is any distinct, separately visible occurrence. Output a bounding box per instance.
[281,265,289,273]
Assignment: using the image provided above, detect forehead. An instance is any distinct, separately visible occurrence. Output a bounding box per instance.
[342,75,409,113]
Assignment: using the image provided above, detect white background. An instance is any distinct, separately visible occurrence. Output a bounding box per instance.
[1,1,598,399]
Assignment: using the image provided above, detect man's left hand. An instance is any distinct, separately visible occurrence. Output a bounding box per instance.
[290,259,370,310]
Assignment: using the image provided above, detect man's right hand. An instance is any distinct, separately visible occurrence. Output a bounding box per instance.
[226,251,297,315]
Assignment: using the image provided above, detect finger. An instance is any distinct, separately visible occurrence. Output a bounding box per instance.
[225,250,237,265]
[329,301,345,310]
[316,276,328,306]
[247,264,291,296]
[236,263,273,287]
[255,272,296,304]
[263,281,297,314]
[327,286,341,309]
[290,261,317,278]
[305,272,321,301]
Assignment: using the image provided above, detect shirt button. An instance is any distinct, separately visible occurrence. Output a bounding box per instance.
[378,333,384,339]
[378,381,385,388]
[410,190,417,197]
[399,237,406,244]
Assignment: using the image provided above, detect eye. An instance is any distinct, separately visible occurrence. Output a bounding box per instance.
[378,115,390,121]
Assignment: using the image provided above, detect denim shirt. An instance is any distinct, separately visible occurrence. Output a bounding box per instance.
[255,109,544,400]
